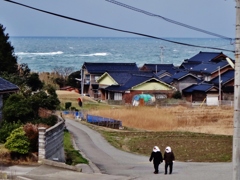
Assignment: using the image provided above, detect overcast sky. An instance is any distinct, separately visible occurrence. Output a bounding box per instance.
[0,0,237,38]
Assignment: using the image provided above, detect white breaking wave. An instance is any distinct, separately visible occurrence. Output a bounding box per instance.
[16,51,63,56]
[79,52,109,57]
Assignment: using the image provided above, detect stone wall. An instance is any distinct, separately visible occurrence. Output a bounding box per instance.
[38,116,65,163]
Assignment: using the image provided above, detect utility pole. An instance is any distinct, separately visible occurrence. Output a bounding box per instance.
[160,46,164,64]
[218,66,221,106]
[233,0,240,180]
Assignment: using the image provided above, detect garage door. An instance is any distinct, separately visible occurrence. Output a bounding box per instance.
[206,95,219,106]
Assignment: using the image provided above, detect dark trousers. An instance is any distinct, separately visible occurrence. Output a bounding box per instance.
[165,162,173,174]
[154,163,159,173]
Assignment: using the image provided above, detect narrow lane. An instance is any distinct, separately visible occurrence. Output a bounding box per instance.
[66,119,233,180]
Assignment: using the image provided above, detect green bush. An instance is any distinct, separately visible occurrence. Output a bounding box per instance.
[65,102,72,110]
[172,91,182,99]
[5,126,30,154]
[0,120,22,143]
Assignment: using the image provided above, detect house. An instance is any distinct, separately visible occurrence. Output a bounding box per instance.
[160,71,201,93]
[210,69,234,101]
[182,83,219,105]
[0,77,19,122]
[81,62,139,98]
[140,64,177,74]
[97,71,176,104]
[189,61,233,81]
[179,51,229,70]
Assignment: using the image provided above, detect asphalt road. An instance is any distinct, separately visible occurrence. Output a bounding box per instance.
[65,119,233,180]
[1,119,233,180]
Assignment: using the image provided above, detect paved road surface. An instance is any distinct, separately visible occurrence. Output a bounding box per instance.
[1,119,233,180]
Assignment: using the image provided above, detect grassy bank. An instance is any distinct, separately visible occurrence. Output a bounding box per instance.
[63,130,88,165]
[85,123,232,162]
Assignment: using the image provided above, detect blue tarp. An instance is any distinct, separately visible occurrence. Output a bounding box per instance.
[87,114,122,127]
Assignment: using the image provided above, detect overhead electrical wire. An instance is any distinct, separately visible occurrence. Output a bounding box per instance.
[3,0,235,53]
[106,0,233,42]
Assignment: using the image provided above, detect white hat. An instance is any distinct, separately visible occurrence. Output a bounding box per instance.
[165,146,171,153]
[153,146,160,152]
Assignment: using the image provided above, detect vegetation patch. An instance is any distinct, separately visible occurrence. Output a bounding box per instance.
[90,125,232,162]
[63,130,88,165]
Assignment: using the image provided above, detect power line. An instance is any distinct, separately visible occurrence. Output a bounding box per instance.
[3,0,235,53]
[106,0,233,42]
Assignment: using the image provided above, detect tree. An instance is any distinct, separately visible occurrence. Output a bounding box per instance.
[67,70,81,88]
[0,24,18,74]
[53,66,75,87]
[26,73,43,91]
[3,94,34,123]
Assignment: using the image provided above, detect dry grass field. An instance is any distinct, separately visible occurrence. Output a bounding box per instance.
[56,90,233,136]
[84,105,233,136]
[58,90,234,162]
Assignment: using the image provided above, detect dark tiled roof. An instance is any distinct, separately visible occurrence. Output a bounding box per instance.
[182,83,216,93]
[187,51,226,63]
[210,70,234,85]
[189,61,229,74]
[160,76,173,84]
[141,64,177,74]
[179,62,200,70]
[83,62,139,73]
[0,77,19,93]
[105,74,170,92]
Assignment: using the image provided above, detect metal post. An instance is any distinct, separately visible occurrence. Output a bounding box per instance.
[218,66,221,106]
[233,1,240,179]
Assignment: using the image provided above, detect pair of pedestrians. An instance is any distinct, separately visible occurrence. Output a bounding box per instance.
[149,146,175,175]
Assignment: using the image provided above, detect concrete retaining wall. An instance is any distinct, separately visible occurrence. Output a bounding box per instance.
[38,116,65,163]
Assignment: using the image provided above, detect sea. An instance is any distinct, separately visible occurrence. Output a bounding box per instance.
[9,37,235,73]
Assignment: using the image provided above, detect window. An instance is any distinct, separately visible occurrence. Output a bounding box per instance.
[114,93,122,100]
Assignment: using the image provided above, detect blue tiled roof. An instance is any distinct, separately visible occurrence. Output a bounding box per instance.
[105,74,169,92]
[182,83,216,93]
[189,61,229,74]
[160,76,173,84]
[171,71,190,80]
[210,70,234,85]
[187,52,226,63]
[141,64,177,75]
[0,77,19,93]
[83,62,139,73]
[179,62,199,70]
[107,71,156,85]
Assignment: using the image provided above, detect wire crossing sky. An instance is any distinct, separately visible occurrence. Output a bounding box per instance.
[106,0,233,41]
[2,0,235,52]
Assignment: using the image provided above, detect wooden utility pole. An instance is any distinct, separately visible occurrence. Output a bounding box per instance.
[233,0,240,179]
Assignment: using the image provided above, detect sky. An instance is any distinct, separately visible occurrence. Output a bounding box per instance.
[0,0,237,38]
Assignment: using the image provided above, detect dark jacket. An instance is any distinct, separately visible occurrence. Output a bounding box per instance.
[149,151,163,165]
[164,151,175,163]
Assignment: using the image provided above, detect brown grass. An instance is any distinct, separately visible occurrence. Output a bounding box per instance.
[87,106,233,135]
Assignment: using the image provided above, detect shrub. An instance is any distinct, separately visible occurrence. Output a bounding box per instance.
[0,120,22,143]
[5,127,30,154]
[23,123,39,152]
[172,91,182,99]
[65,102,72,110]
[33,115,58,127]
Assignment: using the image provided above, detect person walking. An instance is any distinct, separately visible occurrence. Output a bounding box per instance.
[163,146,175,175]
[149,146,163,174]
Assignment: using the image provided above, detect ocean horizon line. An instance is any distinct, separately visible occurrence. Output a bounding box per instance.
[10,36,228,39]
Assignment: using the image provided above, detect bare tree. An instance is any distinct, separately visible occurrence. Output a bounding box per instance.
[52,66,75,87]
